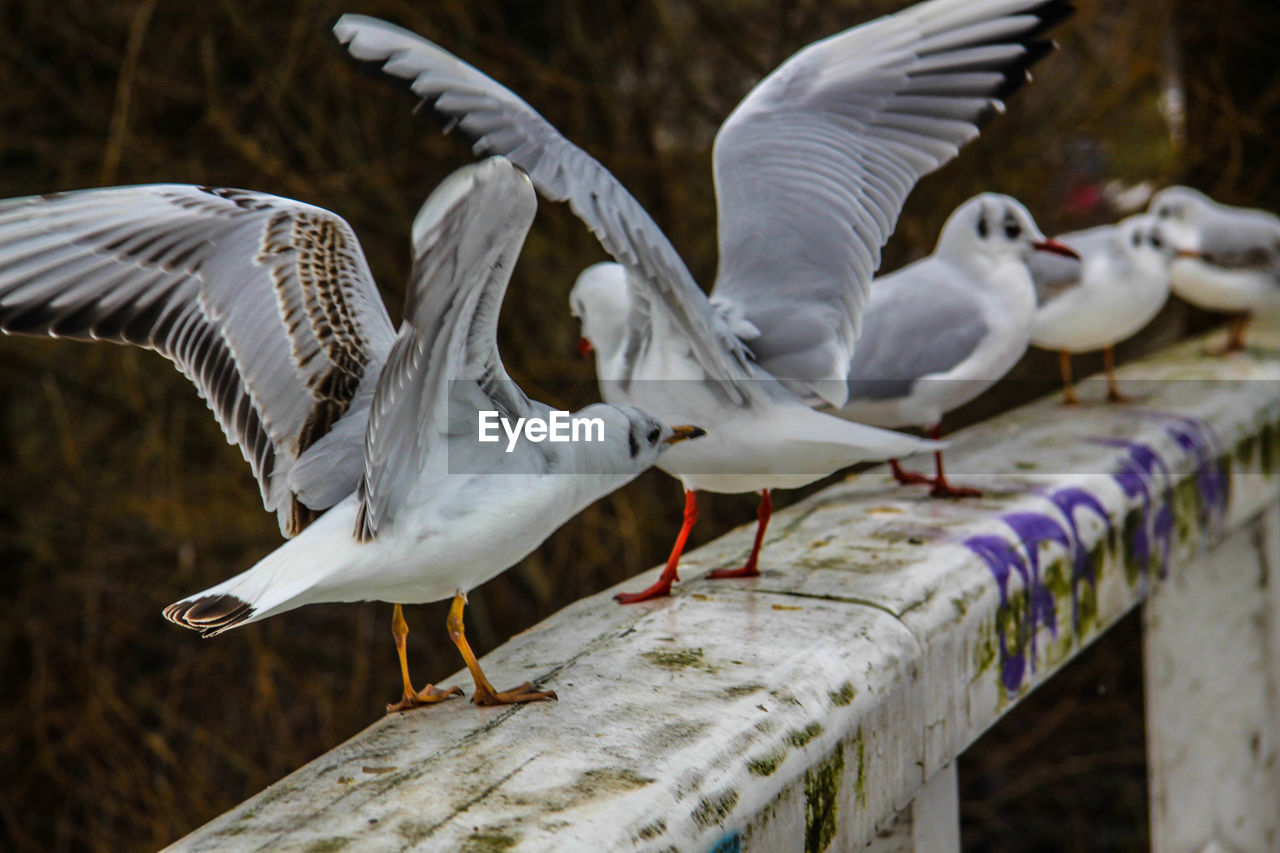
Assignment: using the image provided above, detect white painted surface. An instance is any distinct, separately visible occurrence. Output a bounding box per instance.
[1143,505,1280,853]
[168,325,1280,852]
[867,764,960,853]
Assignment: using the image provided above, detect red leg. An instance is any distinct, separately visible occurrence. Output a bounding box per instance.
[708,489,771,580]
[890,458,932,485]
[926,422,982,499]
[615,489,698,603]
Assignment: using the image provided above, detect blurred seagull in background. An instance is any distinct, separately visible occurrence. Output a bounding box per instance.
[836,194,1078,497]
[335,0,1074,600]
[0,157,704,710]
[1149,186,1280,353]
[1030,214,1173,403]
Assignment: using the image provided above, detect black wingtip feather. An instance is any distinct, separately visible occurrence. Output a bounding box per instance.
[163,594,255,637]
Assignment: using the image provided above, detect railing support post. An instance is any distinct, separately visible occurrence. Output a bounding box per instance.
[866,764,959,853]
[1143,504,1280,853]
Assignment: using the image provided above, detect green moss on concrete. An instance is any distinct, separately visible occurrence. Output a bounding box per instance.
[1121,507,1146,586]
[787,722,824,748]
[304,839,351,853]
[747,748,788,777]
[804,743,845,853]
[643,647,706,670]
[693,789,740,830]
[398,822,431,845]
[1262,420,1277,476]
[724,682,766,699]
[462,830,518,853]
[828,682,856,707]
[853,728,867,808]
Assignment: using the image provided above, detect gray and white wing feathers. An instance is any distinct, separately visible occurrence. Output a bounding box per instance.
[843,258,990,404]
[334,15,752,397]
[0,185,396,536]
[710,0,1070,405]
[355,158,540,541]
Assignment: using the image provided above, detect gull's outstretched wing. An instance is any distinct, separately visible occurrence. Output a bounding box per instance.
[333,14,753,401]
[355,158,540,541]
[709,0,1072,405]
[0,185,395,535]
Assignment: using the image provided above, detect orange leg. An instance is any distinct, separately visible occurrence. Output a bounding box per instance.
[386,603,463,713]
[1059,350,1079,405]
[1228,313,1250,352]
[926,422,982,499]
[708,489,771,580]
[1103,346,1134,403]
[447,592,556,706]
[616,489,698,603]
[1207,313,1251,355]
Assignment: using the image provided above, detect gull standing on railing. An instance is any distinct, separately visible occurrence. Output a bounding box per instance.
[1149,186,1280,354]
[836,194,1078,497]
[0,157,704,710]
[335,0,1074,600]
[1029,214,1173,404]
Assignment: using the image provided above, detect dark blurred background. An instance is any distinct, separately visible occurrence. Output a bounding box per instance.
[0,0,1276,849]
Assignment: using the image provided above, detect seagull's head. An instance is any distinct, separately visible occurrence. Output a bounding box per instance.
[569,262,631,377]
[568,403,705,477]
[1115,214,1177,267]
[938,193,1077,269]
[1148,186,1212,256]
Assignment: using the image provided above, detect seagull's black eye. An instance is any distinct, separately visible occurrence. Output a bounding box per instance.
[1157,206,1172,219]
[647,426,661,445]
[1150,232,1163,250]
[1004,221,1022,240]
[976,216,989,239]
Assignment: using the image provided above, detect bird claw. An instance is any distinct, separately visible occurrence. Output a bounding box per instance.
[930,482,982,499]
[472,682,557,706]
[386,683,464,713]
[615,576,676,604]
[706,564,760,580]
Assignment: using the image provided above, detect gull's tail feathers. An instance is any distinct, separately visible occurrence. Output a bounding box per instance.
[164,501,362,637]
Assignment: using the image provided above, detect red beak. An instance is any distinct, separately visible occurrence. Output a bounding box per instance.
[577,336,594,360]
[1032,239,1080,260]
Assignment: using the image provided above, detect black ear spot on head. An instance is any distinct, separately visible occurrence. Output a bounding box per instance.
[976,215,989,239]
[1131,230,1141,248]
[628,427,639,458]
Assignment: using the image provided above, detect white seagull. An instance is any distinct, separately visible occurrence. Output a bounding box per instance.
[0,157,704,710]
[335,0,1073,600]
[835,194,1078,496]
[1149,186,1280,353]
[1029,214,1173,403]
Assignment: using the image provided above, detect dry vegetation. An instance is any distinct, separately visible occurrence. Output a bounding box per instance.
[0,0,1275,849]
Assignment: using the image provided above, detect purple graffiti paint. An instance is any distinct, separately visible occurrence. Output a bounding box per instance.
[964,534,1031,695]
[1048,486,1111,626]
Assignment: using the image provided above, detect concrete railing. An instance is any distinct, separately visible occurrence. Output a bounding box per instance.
[169,323,1280,852]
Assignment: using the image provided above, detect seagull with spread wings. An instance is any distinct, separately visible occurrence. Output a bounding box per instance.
[336,0,1073,601]
[0,157,704,710]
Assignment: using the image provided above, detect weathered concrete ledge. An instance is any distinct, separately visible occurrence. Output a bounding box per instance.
[170,323,1280,852]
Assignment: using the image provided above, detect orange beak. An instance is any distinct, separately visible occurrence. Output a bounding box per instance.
[1175,248,1201,259]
